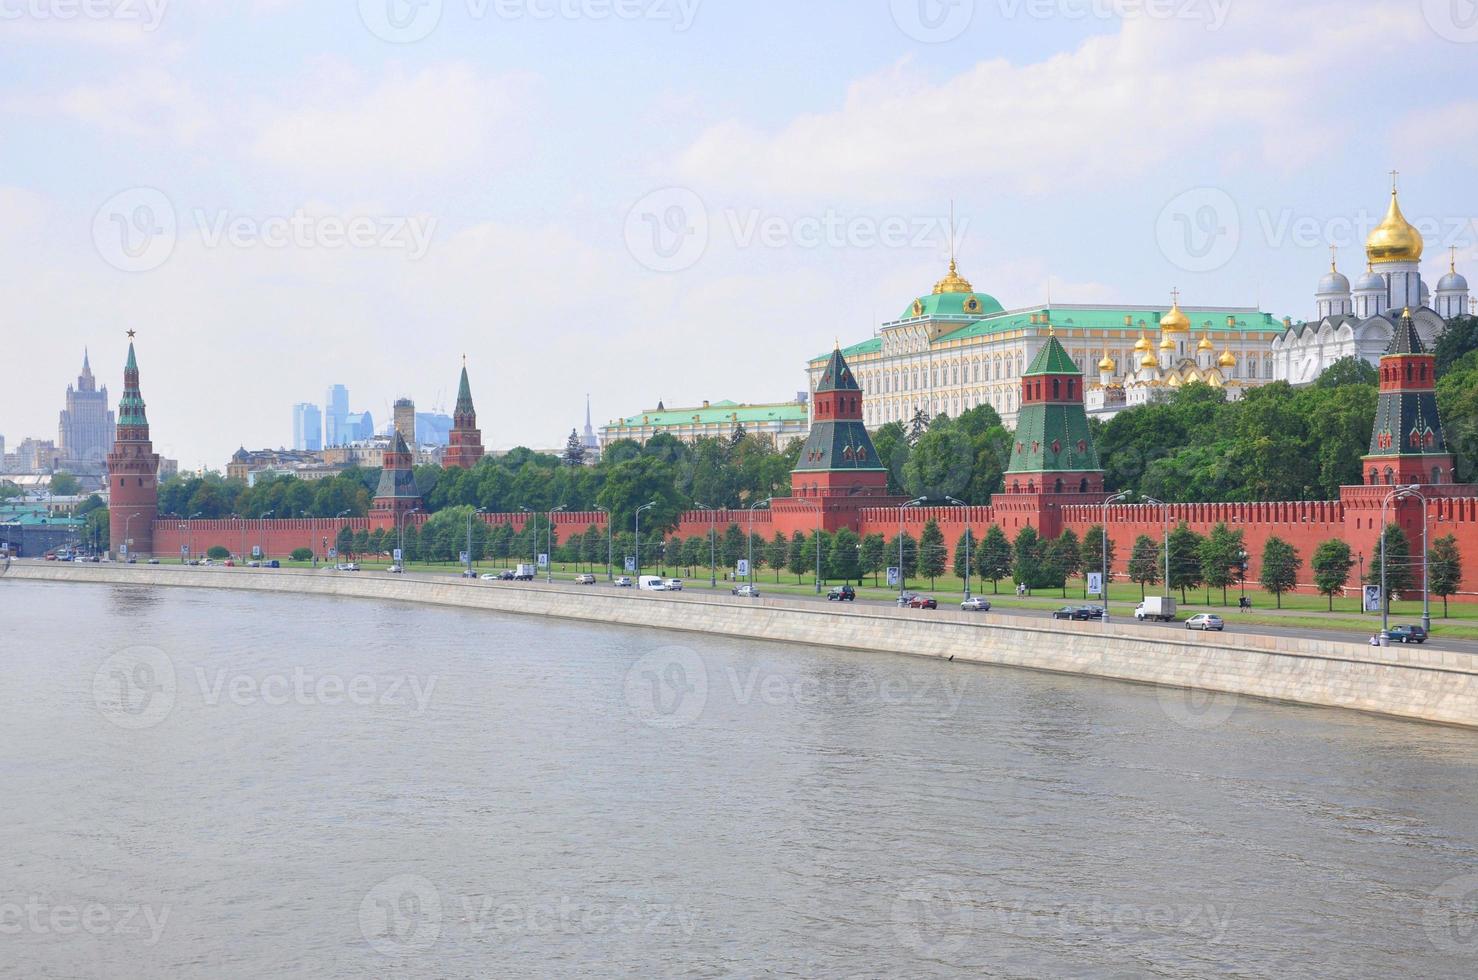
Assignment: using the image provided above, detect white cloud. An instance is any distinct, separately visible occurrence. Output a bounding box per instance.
[249,62,539,181]
[57,67,213,144]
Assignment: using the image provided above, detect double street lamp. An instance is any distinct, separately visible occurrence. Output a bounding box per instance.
[1140,495,1172,600]
[122,512,142,560]
[397,508,422,569]
[547,505,566,583]
[1100,491,1131,621]
[748,497,773,585]
[943,496,971,600]
[635,501,656,578]
[789,496,823,594]
[257,509,274,561]
[594,506,613,581]
[464,507,488,578]
[897,496,927,601]
[694,502,718,588]
[1380,484,1430,635]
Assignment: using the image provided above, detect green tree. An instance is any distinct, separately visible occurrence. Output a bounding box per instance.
[918,519,947,587]
[860,532,887,587]
[976,525,1011,594]
[1199,522,1246,606]
[1052,529,1082,597]
[49,471,80,496]
[787,530,809,584]
[767,531,789,583]
[719,523,746,568]
[1314,356,1378,388]
[1011,526,1044,593]
[887,532,918,588]
[335,525,354,558]
[1428,534,1463,618]
[1167,522,1205,603]
[1079,525,1117,597]
[290,547,313,562]
[1311,539,1355,611]
[1366,524,1415,607]
[1127,534,1161,599]
[562,429,586,467]
[902,427,972,500]
[207,545,230,560]
[829,527,861,584]
[1259,536,1302,608]
[952,529,975,584]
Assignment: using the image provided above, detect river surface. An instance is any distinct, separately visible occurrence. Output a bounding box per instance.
[1,580,1475,979]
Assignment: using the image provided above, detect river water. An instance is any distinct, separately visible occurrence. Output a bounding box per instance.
[1,580,1475,978]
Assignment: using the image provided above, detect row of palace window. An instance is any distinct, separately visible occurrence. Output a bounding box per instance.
[1382,361,1430,384]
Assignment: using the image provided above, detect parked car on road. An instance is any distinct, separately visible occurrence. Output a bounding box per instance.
[960,596,991,611]
[614,576,634,587]
[732,584,760,598]
[480,572,500,581]
[664,578,684,591]
[1185,613,1225,632]
[907,595,938,609]
[1386,624,1428,644]
[574,574,597,585]
[1078,606,1105,620]
[1053,606,1094,621]
[828,585,856,601]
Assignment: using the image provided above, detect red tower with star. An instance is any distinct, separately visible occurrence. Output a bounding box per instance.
[106,334,160,559]
[443,360,484,469]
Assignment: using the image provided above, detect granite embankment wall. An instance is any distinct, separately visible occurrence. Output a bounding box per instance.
[7,563,1476,729]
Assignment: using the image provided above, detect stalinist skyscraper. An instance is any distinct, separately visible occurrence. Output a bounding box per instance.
[58,350,114,472]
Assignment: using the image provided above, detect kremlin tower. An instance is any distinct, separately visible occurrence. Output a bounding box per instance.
[1363,310,1453,487]
[106,335,160,559]
[443,360,485,469]
[370,431,422,530]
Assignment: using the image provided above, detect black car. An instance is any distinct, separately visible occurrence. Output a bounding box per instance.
[828,585,856,601]
[1052,606,1094,621]
[1077,606,1105,620]
[1386,625,1428,644]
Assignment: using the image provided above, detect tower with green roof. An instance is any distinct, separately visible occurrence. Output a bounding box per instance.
[996,331,1104,536]
[443,359,484,469]
[780,344,904,533]
[371,430,423,531]
[106,335,161,558]
[1363,309,1454,487]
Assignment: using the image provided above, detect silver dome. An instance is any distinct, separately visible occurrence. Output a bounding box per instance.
[1354,269,1386,292]
[1437,270,1469,292]
[1317,270,1350,294]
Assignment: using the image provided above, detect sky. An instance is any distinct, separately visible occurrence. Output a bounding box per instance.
[2,0,1476,469]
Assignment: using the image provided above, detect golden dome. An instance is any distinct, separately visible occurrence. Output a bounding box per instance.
[1366,188,1423,264]
[1139,350,1159,368]
[932,258,974,295]
[1159,336,1176,350]
[1218,348,1237,368]
[1133,331,1151,352]
[1098,352,1116,372]
[1159,295,1191,333]
[1197,332,1215,351]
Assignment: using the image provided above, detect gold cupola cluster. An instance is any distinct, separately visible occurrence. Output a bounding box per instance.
[1366,181,1423,264]
[932,258,974,295]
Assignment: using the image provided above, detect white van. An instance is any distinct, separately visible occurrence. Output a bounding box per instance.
[638,575,668,592]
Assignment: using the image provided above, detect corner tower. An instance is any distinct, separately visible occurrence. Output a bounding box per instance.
[106,335,160,558]
[1363,310,1454,486]
[443,360,484,469]
[371,431,422,530]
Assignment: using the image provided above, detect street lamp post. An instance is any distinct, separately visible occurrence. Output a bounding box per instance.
[546,505,567,583]
[465,507,488,578]
[748,497,773,585]
[944,496,972,600]
[695,503,718,589]
[635,501,656,578]
[787,496,823,593]
[257,509,274,562]
[397,508,422,569]
[1141,496,1172,599]
[331,509,351,565]
[1099,491,1130,621]
[122,512,142,561]
[1380,484,1428,635]
[595,506,613,581]
[897,496,927,601]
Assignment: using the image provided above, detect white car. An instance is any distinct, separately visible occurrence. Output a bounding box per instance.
[960,596,992,612]
[1185,613,1225,632]
[614,576,634,587]
[574,574,597,585]
[480,572,501,581]
[663,579,684,591]
[732,584,760,598]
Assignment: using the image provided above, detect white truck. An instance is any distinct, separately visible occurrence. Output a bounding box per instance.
[514,564,537,581]
[1134,596,1177,622]
[638,575,668,591]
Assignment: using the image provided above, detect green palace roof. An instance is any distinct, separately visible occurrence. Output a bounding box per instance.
[934,306,1282,345]
[0,503,85,528]
[615,400,809,429]
[898,290,1005,321]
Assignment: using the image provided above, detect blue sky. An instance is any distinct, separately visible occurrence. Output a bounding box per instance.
[2,0,1476,468]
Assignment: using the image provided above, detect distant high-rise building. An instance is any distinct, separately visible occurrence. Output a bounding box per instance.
[324,384,349,446]
[292,403,323,451]
[393,398,416,446]
[415,412,453,447]
[346,411,376,441]
[58,350,114,471]
[582,395,599,453]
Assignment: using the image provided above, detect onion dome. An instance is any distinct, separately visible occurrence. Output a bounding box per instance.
[1139,350,1159,368]
[1159,298,1191,333]
[1438,268,1469,293]
[932,258,974,295]
[1133,332,1151,352]
[1366,187,1423,263]
[1098,351,1116,372]
[1197,332,1215,351]
[1318,256,1351,295]
[1218,348,1237,368]
[1159,335,1175,350]
[1354,263,1385,293]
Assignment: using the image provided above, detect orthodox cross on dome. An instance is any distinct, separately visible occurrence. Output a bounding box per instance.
[1390,169,1399,193]
[1329,244,1338,271]
[1169,287,1180,307]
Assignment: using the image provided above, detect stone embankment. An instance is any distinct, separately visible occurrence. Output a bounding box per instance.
[9,562,1476,728]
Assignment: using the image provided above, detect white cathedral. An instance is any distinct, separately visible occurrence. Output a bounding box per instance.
[1271,182,1470,383]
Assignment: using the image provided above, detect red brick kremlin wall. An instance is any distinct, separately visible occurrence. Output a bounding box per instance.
[147,498,1478,597]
